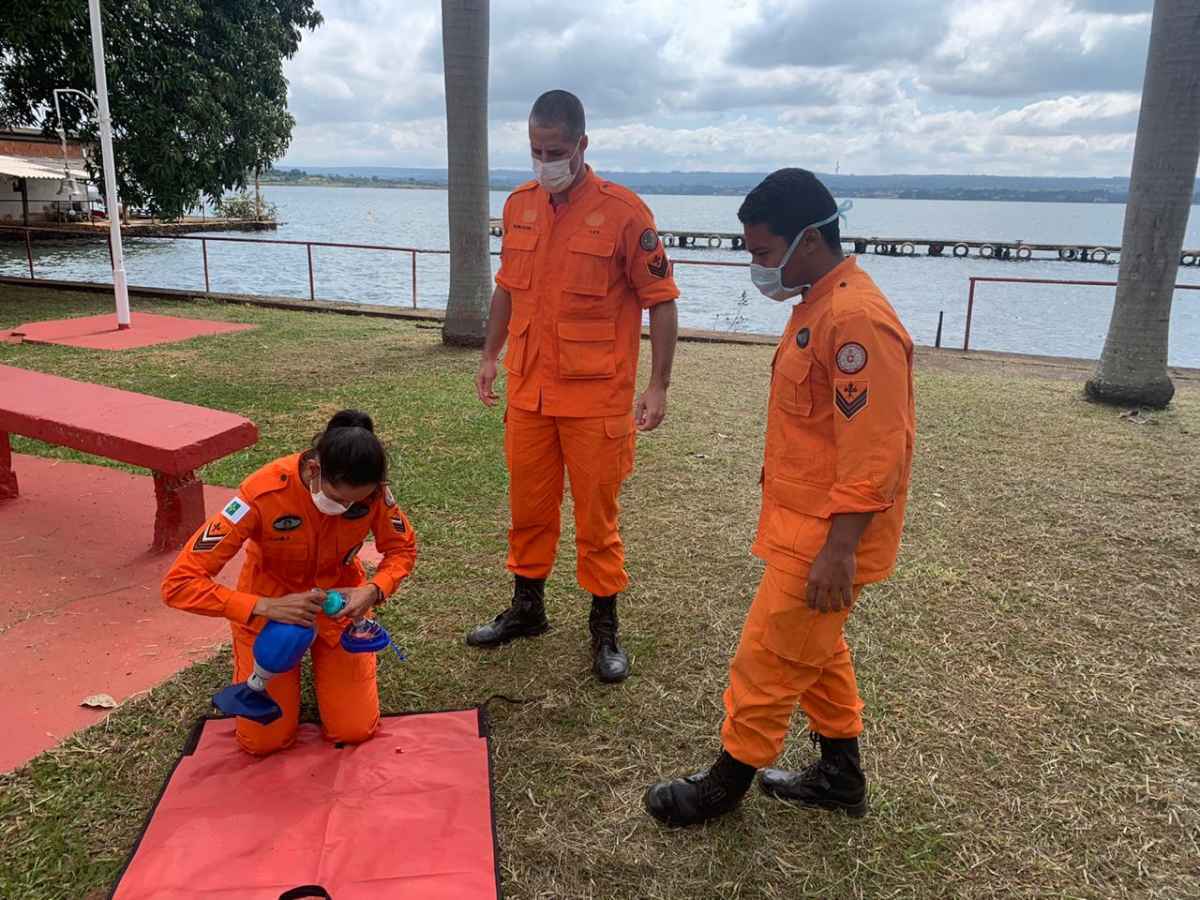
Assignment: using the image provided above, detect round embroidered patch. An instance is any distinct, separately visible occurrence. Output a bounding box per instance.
[836,342,868,374]
[796,328,810,349]
[639,228,659,252]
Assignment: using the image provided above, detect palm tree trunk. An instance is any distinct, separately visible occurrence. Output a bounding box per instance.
[440,0,491,348]
[1087,0,1200,408]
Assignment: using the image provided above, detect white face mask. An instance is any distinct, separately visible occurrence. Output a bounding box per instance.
[309,467,350,516]
[532,140,580,193]
[750,200,853,302]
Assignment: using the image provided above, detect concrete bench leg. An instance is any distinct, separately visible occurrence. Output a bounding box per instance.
[0,432,17,500]
[152,470,205,553]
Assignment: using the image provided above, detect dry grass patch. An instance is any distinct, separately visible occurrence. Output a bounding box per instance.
[1,286,1197,899]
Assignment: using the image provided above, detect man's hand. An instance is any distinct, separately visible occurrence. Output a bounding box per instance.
[254,590,325,626]
[476,356,499,407]
[806,540,857,612]
[636,382,668,431]
[334,584,384,620]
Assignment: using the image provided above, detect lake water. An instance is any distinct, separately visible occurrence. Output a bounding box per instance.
[4,184,1199,366]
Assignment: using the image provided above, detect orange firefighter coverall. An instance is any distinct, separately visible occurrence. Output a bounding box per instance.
[495,165,679,596]
[162,453,417,755]
[721,256,915,768]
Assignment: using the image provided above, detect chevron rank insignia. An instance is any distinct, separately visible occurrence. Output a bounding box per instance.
[835,380,869,420]
[193,519,230,553]
[391,515,407,533]
[647,252,670,279]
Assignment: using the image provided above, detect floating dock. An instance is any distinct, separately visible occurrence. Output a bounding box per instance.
[488,220,1200,266]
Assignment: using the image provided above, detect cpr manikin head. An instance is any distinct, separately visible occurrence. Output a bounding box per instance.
[738,168,846,302]
[529,89,589,195]
[301,409,388,515]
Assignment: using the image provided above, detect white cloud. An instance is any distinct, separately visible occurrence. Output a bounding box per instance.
[277,0,1157,177]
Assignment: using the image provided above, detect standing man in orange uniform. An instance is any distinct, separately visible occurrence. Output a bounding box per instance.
[470,90,679,684]
[645,169,915,825]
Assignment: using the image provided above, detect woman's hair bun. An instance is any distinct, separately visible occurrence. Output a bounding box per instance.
[325,409,374,434]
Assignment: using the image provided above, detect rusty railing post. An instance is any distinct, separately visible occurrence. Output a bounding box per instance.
[307,243,315,300]
[24,230,34,279]
[411,250,417,308]
[201,238,210,292]
[963,278,976,351]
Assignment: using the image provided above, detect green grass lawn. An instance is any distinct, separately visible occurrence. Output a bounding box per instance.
[1,286,1198,899]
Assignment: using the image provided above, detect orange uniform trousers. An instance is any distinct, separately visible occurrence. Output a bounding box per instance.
[721,565,864,768]
[505,405,635,597]
[231,623,379,756]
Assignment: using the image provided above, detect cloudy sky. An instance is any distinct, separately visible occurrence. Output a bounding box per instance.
[280,0,1154,177]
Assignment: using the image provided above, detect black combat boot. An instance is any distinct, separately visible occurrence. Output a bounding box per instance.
[465,576,549,647]
[758,733,867,818]
[588,594,629,683]
[643,749,756,827]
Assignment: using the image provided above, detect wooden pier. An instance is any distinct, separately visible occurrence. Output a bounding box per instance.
[488,220,1200,266]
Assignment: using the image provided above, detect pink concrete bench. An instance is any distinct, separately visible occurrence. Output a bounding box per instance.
[0,364,258,551]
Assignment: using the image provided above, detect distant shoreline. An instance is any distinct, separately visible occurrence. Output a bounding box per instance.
[259,177,1135,205]
[260,170,1200,205]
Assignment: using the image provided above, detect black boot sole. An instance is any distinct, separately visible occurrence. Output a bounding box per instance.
[465,620,550,649]
[759,782,867,818]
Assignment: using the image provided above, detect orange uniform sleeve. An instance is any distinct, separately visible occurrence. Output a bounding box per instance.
[368,499,417,598]
[161,499,262,624]
[622,207,680,310]
[826,309,912,515]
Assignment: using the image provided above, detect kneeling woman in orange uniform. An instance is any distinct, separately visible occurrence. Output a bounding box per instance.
[162,410,416,755]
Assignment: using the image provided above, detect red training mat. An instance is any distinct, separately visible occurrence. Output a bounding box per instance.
[110,710,501,899]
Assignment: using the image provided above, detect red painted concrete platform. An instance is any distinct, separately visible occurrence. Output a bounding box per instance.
[0,454,239,773]
[7,312,255,350]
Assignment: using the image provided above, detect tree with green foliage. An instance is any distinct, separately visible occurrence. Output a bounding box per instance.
[0,0,322,219]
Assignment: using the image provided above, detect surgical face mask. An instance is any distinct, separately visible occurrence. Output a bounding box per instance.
[310,468,350,516]
[750,200,853,302]
[532,141,580,192]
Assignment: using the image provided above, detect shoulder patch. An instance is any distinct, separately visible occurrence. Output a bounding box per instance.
[836,342,869,374]
[639,228,659,252]
[193,519,230,552]
[221,497,251,525]
[647,253,670,280]
[835,380,869,420]
[383,486,397,508]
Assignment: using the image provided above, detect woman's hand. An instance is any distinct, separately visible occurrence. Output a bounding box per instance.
[333,584,384,620]
[254,590,326,626]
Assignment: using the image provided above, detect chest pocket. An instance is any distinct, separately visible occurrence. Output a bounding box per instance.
[260,540,311,584]
[500,229,539,291]
[773,351,814,417]
[563,235,615,297]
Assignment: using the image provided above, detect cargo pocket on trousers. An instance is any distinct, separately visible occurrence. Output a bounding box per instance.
[601,413,634,484]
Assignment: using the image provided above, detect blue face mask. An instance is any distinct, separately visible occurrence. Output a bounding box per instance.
[750,200,853,302]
